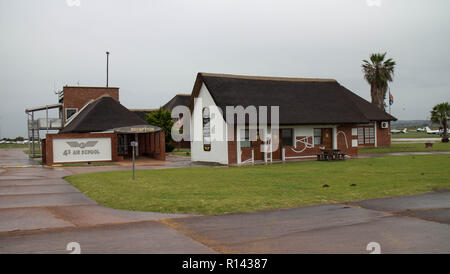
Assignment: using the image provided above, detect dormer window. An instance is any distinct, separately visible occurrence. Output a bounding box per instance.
[65,108,78,121]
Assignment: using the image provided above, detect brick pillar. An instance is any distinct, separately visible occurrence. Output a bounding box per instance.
[159,131,166,161]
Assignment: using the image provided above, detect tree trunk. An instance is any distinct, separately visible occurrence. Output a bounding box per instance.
[443,120,449,143]
[371,86,387,111]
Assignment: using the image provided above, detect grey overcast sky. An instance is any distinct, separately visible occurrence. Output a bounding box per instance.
[1,0,449,138]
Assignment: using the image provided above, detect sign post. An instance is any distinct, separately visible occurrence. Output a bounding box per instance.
[130,141,138,180]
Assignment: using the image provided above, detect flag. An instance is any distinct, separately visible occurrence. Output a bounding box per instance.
[389,92,394,106]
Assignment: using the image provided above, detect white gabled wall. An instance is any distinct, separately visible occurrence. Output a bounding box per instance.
[190,83,229,165]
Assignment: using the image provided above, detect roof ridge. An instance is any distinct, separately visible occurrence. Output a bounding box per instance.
[199,72,337,83]
[129,108,158,111]
[63,86,119,89]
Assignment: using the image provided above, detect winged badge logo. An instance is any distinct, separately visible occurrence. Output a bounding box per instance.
[66,141,98,149]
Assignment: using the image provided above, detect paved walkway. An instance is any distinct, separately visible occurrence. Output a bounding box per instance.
[392,137,441,143]
[0,149,214,253]
[0,148,40,167]
[0,148,449,253]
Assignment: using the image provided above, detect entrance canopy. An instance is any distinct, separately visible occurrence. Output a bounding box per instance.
[114,124,161,134]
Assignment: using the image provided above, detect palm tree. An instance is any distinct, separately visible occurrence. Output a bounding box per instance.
[362,53,396,110]
[430,102,449,142]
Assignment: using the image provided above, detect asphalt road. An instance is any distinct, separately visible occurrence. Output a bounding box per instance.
[0,148,449,254]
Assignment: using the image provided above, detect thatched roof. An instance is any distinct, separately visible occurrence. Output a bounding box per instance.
[190,73,396,125]
[163,94,191,111]
[60,96,148,133]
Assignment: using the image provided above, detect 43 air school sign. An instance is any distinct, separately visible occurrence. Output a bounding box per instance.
[53,137,112,163]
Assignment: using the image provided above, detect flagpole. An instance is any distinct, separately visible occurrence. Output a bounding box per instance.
[388,87,391,114]
[388,87,392,144]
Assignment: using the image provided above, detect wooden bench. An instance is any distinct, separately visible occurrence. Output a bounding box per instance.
[317,149,346,161]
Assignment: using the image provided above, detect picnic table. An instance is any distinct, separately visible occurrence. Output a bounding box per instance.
[317,149,346,161]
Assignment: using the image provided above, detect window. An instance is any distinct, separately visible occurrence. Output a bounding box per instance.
[65,108,78,121]
[365,127,375,144]
[358,125,375,145]
[357,128,364,145]
[240,129,251,148]
[281,128,293,146]
[313,128,322,145]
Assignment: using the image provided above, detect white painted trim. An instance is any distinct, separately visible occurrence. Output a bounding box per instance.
[337,130,349,149]
[374,121,378,148]
[332,126,337,149]
[64,99,94,126]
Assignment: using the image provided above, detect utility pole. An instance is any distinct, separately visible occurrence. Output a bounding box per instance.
[106,51,110,87]
[130,141,137,180]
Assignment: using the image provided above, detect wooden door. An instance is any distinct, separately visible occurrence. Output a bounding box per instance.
[272,139,282,160]
[251,138,264,160]
[322,128,333,149]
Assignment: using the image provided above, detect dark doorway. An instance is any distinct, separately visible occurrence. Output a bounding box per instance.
[117,134,137,158]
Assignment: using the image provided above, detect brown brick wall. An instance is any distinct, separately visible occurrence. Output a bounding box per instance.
[283,130,358,159]
[231,126,360,164]
[337,125,358,157]
[41,139,47,164]
[241,147,252,162]
[376,121,392,147]
[227,126,237,165]
[173,140,191,149]
[156,131,166,161]
[284,136,322,159]
[62,86,119,121]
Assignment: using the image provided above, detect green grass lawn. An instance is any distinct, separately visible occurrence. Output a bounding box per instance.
[66,155,450,215]
[0,143,29,149]
[23,149,42,155]
[359,142,450,154]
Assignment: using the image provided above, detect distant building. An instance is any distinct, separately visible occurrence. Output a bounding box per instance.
[130,94,192,149]
[162,94,191,111]
[129,94,190,121]
[128,109,158,121]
